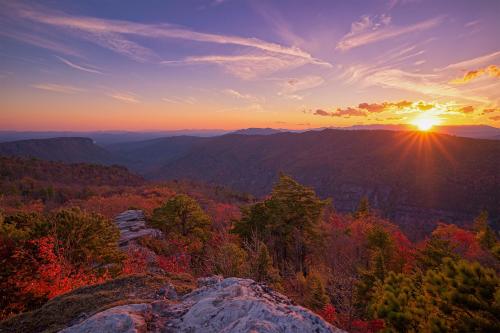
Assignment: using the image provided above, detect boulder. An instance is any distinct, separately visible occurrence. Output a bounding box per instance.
[59,277,344,333]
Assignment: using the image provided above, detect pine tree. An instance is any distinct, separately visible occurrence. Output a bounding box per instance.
[370,272,426,332]
[233,174,328,275]
[253,242,281,285]
[473,210,497,250]
[152,194,212,242]
[416,235,457,272]
[354,196,371,218]
[423,259,500,332]
[305,272,330,311]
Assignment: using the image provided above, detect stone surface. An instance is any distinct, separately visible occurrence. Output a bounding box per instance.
[59,277,344,333]
[60,304,151,333]
[114,210,162,247]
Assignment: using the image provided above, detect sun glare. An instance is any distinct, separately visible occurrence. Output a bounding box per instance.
[412,116,440,131]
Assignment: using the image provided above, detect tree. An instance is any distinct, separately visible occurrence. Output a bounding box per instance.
[370,272,425,332]
[249,241,281,287]
[233,174,328,275]
[354,196,371,219]
[152,194,212,243]
[416,236,458,272]
[356,225,395,316]
[305,272,330,311]
[48,208,122,268]
[473,210,497,250]
[423,259,500,332]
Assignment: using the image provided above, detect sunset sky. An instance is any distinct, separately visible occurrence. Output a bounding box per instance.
[1,0,499,131]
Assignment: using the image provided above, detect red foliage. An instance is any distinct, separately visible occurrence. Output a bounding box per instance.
[351,319,385,333]
[155,238,191,273]
[432,223,487,261]
[122,246,150,275]
[318,303,337,324]
[13,236,109,300]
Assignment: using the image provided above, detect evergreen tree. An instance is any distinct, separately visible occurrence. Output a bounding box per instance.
[416,236,457,272]
[354,196,371,218]
[152,194,212,242]
[305,272,330,311]
[370,272,426,332]
[423,259,500,332]
[253,242,281,286]
[233,174,328,276]
[473,210,497,250]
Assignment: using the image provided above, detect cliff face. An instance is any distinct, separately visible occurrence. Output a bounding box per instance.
[60,276,343,333]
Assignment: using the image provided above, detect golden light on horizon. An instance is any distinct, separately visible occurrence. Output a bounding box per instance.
[411,114,441,131]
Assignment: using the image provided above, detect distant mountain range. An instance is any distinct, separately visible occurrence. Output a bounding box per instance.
[1,129,498,237]
[1,124,499,144]
[0,137,117,165]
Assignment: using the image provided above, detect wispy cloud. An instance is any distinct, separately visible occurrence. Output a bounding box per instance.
[449,65,500,84]
[223,89,256,100]
[107,92,140,103]
[280,75,325,94]
[336,15,443,51]
[162,54,328,79]
[363,69,490,103]
[55,56,102,74]
[0,29,80,57]
[162,97,197,105]
[442,51,500,70]
[9,2,327,65]
[32,83,85,94]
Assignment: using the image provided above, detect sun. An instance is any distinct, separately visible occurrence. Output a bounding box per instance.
[412,115,440,131]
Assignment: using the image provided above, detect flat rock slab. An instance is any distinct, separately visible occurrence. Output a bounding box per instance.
[60,277,344,333]
[114,210,162,247]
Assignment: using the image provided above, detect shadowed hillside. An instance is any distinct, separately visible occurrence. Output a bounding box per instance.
[0,137,118,165]
[143,129,500,234]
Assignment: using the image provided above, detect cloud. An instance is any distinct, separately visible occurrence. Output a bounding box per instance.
[313,108,367,117]
[55,56,102,74]
[458,105,474,113]
[0,29,81,57]
[162,54,327,79]
[482,108,496,114]
[314,109,330,116]
[490,115,500,121]
[450,65,500,84]
[363,69,490,103]
[223,89,255,100]
[9,2,328,65]
[280,76,325,94]
[442,51,500,70]
[358,102,386,113]
[32,83,84,93]
[314,100,420,118]
[162,97,196,104]
[107,92,140,103]
[336,15,442,51]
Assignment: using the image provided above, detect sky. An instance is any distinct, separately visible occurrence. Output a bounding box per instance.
[0,0,499,131]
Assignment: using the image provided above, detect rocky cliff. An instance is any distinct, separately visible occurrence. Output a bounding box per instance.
[60,276,343,333]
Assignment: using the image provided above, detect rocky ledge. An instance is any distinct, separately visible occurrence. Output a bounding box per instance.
[60,276,343,333]
[115,210,162,247]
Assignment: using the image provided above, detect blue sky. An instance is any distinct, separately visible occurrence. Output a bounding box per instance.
[1,0,499,130]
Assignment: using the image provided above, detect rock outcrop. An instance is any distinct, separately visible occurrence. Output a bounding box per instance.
[114,210,162,247]
[60,276,344,333]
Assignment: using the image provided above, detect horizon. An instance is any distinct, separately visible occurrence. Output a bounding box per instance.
[1,0,499,131]
[0,123,500,134]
